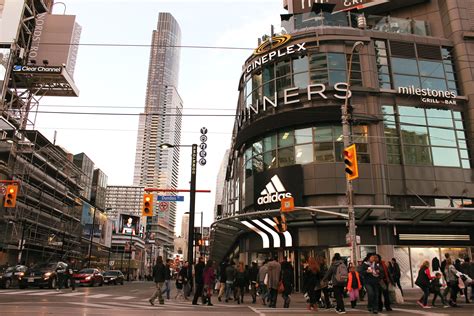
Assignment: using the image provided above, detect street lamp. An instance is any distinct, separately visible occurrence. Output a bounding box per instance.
[159,143,198,268]
[342,41,365,265]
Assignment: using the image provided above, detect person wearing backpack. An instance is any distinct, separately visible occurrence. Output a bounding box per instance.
[323,253,347,314]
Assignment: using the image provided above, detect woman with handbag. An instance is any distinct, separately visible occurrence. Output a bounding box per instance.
[280,258,294,308]
[415,260,434,308]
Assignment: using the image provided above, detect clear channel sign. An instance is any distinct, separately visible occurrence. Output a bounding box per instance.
[157,195,184,202]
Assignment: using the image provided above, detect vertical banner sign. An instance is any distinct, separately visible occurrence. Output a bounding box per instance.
[199,127,207,166]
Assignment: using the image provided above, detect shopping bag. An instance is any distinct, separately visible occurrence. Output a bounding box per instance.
[388,283,396,303]
[214,282,220,291]
[278,280,285,293]
[394,287,404,304]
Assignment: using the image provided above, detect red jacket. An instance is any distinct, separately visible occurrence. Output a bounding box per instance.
[347,271,362,291]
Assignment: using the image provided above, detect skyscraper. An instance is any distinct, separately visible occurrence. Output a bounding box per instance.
[133,13,182,248]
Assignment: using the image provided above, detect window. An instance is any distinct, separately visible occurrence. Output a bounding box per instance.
[375,40,391,89]
[383,105,468,168]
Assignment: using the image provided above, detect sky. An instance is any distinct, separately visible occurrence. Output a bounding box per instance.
[34,0,283,234]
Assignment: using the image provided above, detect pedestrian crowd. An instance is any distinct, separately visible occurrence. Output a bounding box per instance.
[148,252,474,315]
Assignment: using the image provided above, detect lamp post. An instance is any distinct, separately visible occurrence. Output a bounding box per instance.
[342,41,365,265]
[159,143,197,267]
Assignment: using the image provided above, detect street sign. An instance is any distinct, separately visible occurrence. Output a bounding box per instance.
[199,158,207,166]
[199,150,207,158]
[200,127,208,134]
[200,135,208,143]
[199,143,207,150]
[281,197,295,212]
[158,201,169,212]
[157,195,184,202]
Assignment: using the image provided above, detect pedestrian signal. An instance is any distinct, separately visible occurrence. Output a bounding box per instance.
[4,185,18,208]
[142,193,153,216]
[344,144,359,180]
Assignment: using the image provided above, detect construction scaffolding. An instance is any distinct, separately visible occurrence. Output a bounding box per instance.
[0,129,84,265]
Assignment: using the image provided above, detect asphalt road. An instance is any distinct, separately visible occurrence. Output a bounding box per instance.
[0,282,473,315]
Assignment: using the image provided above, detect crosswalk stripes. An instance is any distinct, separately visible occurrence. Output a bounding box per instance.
[24,291,58,296]
[113,295,136,300]
[86,294,112,298]
[60,292,85,297]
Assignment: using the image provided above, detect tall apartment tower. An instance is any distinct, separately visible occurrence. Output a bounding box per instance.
[133,13,183,248]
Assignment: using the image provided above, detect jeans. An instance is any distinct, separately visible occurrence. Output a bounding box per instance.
[365,283,380,312]
[379,283,391,310]
[268,288,278,307]
[418,285,430,306]
[150,282,164,303]
[250,282,257,302]
[164,280,171,299]
[333,285,345,312]
[258,282,268,304]
[225,281,234,300]
[394,278,403,296]
[449,281,459,304]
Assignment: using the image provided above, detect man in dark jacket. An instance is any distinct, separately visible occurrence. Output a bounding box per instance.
[192,257,205,305]
[323,253,347,314]
[361,254,382,314]
[389,258,403,296]
[217,259,228,302]
[149,256,166,305]
[376,254,393,312]
[280,258,294,308]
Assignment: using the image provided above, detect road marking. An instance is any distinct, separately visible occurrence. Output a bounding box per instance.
[1,290,31,295]
[60,292,85,297]
[248,305,266,316]
[25,290,58,295]
[69,302,116,309]
[113,296,136,300]
[86,294,113,298]
[98,301,162,310]
[392,307,450,316]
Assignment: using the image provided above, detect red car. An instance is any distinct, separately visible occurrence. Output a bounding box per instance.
[73,268,104,287]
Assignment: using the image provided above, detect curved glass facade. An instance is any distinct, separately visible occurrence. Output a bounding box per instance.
[243,124,369,178]
[243,52,362,108]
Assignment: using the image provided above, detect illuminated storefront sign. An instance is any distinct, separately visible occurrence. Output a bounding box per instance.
[397,86,457,105]
[244,35,306,74]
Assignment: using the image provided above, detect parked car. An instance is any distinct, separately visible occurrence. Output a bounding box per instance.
[0,265,28,289]
[102,270,124,285]
[22,262,69,289]
[73,268,103,287]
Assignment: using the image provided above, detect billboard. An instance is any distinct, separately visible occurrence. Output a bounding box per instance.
[81,203,111,247]
[28,14,82,78]
[0,0,24,43]
[120,214,140,236]
[0,46,11,96]
[287,0,389,14]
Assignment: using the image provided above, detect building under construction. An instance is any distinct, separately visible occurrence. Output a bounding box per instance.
[0,0,85,266]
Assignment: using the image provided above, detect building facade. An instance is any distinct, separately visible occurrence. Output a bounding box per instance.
[133,12,183,248]
[210,0,474,290]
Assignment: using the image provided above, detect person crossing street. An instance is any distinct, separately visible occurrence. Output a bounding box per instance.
[149,256,166,306]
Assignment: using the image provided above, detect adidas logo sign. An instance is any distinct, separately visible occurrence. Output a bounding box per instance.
[257,175,292,205]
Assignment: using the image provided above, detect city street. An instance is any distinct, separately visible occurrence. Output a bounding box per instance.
[0,282,473,315]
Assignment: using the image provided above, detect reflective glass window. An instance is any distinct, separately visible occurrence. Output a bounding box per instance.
[329,70,347,86]
[253,140,263,155]
[263,81,275,98]
[421,77,447,91]
[276,75,292,92]
[293,55,308,73]
[460,149,469,159]
[294,72,309,89]
[278,147,295,167]
[429,128,456,147]
[275,60,291,78]
[278,130,294,147]
[295,128,313,144]
[263,134,277,152]
[394,75,421,89]
[432,147,460,167]
[314,126,333,142]
[328,53,346,70]
[263,150,277,169]
[295,144,314,164]
[401,125,429,145]
[245,159,252,178]
[462,160,471,169]
[262,64,275,83]
[391,58,419,75]
[314,142,335,162]
[252,154,264,172]
[399,106,426,125]
[245,147,252,161]
[403,146,432,165]
[426,109,453,128]
[309,53,327,70]
[418,60,445,78]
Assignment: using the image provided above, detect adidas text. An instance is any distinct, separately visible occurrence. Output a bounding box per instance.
[257,192,292,205]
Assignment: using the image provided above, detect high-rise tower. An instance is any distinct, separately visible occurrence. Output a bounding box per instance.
[133,12,182,248]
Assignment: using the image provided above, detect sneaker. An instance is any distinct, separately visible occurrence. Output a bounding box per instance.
[149,299,154,306]
[422,305,431,309]
[416,301,424,308]
[386,307,393,311]
[336,310,347,314]
[443,305,449,308]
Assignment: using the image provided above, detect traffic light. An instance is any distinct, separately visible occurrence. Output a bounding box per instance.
[344,144,359,180]
[4,185,18,208]
[3,184,18,207]
[273,214,287,233]
[142,193,153,216]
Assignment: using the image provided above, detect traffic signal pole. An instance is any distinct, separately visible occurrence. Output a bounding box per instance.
[187,144,197,268]
[342,41,364,265]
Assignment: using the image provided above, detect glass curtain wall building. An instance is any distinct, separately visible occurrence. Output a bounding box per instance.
[211,0,474,290]
[133,13,183,248]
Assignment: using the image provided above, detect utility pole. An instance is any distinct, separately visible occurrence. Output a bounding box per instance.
[342,41,364,265]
